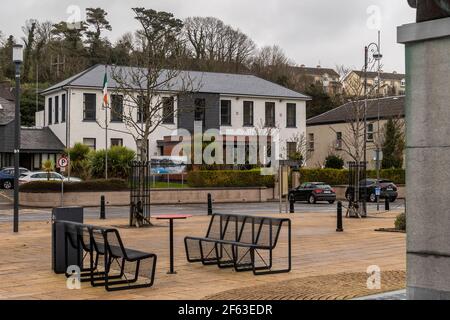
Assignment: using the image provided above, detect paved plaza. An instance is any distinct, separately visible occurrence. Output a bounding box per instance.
[0,201,406,300]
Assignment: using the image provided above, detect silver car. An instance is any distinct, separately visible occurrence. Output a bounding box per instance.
[19,172,82,184]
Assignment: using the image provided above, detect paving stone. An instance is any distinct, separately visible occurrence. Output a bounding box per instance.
[0,211,405,300]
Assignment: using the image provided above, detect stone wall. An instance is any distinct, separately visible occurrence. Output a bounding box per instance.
[20,187,275,208]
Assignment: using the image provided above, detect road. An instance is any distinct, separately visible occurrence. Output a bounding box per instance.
[0,190,405,223]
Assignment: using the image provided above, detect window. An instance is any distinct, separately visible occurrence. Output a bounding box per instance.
[111,95,123,122]
[243,101,254,126]
[83,93,96,121]
[61,94,66,123]
[336,132,343,150]
[308,133,315,151]
[162,97,175,124]
[220,100,232,126]
[54,96,59,124]
[48,97,52,125]
[194,98,206,124]
[111,138,123,147]
[137,95,146,123]
[367,123,374,142]
[83,138,96,151]
[401,78,406,87]
[287,142,298,160]
[286,103,296,127]
[265,102,275,127]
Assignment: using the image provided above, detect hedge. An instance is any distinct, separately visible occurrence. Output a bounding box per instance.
[187,169,275,188]
[299,168,405,185]
[19,179,128,193]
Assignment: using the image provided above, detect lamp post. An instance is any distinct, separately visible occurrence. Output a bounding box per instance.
[364,36,383,216]
[12,44,23,233]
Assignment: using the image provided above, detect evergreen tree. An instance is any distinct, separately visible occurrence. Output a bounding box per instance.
[85,8,112,65]
[382,118,405,169]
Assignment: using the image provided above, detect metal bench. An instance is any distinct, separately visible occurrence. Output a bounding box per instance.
[185,213,291,275]
[61,221,157,291]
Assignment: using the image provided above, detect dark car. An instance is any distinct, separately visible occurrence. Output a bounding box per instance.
[345,179,398,203]
[0,167,30,189]
[289,182,336,204]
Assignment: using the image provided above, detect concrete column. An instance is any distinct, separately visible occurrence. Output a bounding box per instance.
[398,17,450,300]
[292,171,300,189]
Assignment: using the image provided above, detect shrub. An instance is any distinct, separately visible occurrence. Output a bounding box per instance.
[42,159,55,180]
[367,168,405,185]
[19,179,128,193]
[187,169,275,188]
[67,143,91,179]
[299,168,405,186]
[90,146,136,179]
[395,213,406,231]
[299,169,348,185]
[324,155,344,169]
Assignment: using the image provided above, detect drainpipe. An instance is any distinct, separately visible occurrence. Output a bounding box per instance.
[63,87,71,182]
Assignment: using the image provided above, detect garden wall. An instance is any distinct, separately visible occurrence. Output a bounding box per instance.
[20,187,275,208]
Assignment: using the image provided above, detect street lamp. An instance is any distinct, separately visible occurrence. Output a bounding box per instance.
[364,34,383,216]
[12,44,23,233]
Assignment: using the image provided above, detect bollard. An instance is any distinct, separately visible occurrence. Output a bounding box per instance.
[100,195,106,220]
[336,201,343,232]
[385,197,390,211]
[289,199,295,214]
[207,193,213,216]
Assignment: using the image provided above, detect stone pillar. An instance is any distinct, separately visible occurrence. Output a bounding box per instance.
[292,171,301,189]
[398,17,450,300]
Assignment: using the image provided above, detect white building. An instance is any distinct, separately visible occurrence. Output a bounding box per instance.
[38,64,309,163]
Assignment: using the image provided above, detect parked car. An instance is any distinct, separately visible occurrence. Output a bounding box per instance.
[0,167,30,189]
[345,179,398,203]
[19,172,82,184]
[288,182,336,204]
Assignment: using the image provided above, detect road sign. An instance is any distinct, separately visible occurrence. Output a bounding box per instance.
[375,187,381,196]
[58,156,69,168]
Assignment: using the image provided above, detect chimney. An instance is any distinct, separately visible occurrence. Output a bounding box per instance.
[393,71,397,74]
[300,64,306,67]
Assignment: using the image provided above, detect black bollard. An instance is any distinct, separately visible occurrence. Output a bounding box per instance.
[336,201,343,232]
[100,195,106,220]
[207,193,213,216]
[289,199,295,213]
[385,197,390,211]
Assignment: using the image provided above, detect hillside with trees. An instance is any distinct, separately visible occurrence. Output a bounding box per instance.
[0,7,343,126]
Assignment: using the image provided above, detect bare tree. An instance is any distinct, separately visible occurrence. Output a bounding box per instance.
[21,19,37,81]
[285,132,311,166]
[183,16,255,72]
[99,8,200,163]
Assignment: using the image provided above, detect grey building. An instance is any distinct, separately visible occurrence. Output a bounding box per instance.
[0,95,65,170]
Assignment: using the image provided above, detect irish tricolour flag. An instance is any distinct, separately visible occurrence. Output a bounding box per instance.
[102,70,108,108]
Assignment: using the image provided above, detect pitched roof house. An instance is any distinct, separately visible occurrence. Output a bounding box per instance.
[0,93,65,170]
[39,64,309,162]
[306,96,405,169]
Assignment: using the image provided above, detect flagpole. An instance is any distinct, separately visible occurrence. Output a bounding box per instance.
[104,65,108,180]
[105,103,108,180]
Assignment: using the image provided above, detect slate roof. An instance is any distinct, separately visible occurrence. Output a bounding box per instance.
[20,127,65,152]
[352,70,405,81]
[0,96,15,125]
[290,66,340,79]
[42,64,310,100]
[306,96,405,126]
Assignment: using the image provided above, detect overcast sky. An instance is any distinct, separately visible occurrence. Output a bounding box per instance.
[0,0,415,73]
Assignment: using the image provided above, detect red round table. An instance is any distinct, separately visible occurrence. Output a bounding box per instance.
[153,214,192,274]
